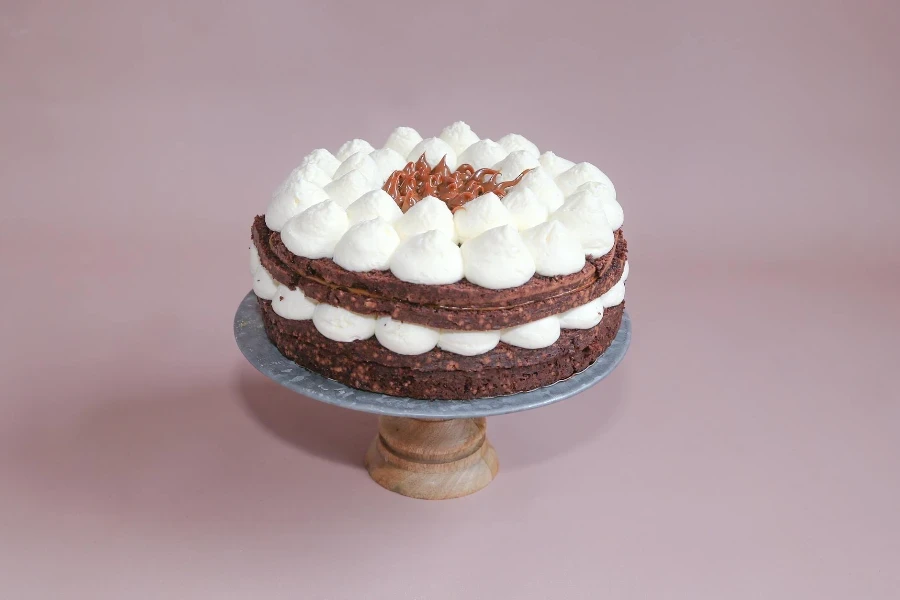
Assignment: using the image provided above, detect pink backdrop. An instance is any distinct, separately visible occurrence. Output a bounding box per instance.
[1,1,898,598]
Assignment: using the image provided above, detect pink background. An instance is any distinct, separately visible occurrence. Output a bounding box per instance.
[2,1,898,598]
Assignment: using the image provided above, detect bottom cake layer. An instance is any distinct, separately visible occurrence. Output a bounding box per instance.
[259,298,624,400]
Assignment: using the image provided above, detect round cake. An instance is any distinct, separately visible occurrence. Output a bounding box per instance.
[248,122,628,400]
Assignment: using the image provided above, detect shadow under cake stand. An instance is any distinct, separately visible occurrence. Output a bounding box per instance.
[234,291,632,500]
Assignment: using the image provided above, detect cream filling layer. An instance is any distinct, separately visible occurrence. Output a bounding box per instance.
[251,255,628,356]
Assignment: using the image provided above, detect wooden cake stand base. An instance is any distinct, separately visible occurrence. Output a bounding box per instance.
[365,417,499,500]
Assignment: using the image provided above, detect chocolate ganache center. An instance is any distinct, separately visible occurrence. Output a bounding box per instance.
[383,154,531,212]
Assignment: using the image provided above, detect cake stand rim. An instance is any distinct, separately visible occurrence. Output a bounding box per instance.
[233,291,631,419]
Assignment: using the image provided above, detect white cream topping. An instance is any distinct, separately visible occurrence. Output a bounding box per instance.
[323,170,376,209]
[498,133,540,157]
[332,218,400,272]
[280,200,349,259]
[369,147,408,183]
[392,195,457,242]
[558,297,603,329]
[252,266,278,300]
[346,189,403,225]
[384,126,423,158]
[521,220,586,277]
[265,179,330,232]
[623,260,630,281]
[266,127,625,301]
[452,192,512,243]
[375,317,440,355]
[250,244,261,275]
[538,151,575,178]
[291,163,332,188]
[575,181,623,230]
[555,162,615,197]
[502,186,549,231]
[437,329,502,356]
[500,316,561,349]
[332,151,379,184]
[550,189,615,257]
[299,148,341,178]
[518,167,565,212]
[389,230,464,285]
[312,304,376,342]
[438,121,480,156]
[272,284,317,320]
[493,150,540,182]
[406,137,458,170]
[457,139,509,170]
[461,225,536,289]
[335,139,375,162]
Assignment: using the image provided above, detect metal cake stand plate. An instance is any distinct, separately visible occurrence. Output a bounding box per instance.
[234,291,632,499]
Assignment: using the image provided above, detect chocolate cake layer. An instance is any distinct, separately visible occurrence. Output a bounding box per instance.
[252,216,628,330]
[259,298,624,400]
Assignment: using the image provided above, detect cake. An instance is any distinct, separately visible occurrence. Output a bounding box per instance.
[249,122,628,400]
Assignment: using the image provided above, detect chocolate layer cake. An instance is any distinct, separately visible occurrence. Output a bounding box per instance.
[248,122,629,400]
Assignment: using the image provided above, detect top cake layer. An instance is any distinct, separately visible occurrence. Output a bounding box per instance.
[264,122,623,292]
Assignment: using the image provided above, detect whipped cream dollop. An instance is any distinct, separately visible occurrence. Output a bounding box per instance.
[439,121,480,156]
[335,139,375,162]
[346,189,403,225]
[600,278,625,307]
[290,163,332,188]
[252,266,279,300]
[501,186,549,230]
[538,151,575,178]
[493,150,540,182]
[437,329,502,356]
[281,200,349,259]
[517,167,565,212]
[333,151,379,183]
[457,139,509,170]
[272,284,318,320]
[369,147,408,183]
[452,192,512,243]
[389,230,464,285]
[558,297,603,329]
[550,189,615,257]
[266,179,330,232]
[406,137,458,170]
[392,195,457,242]
[500,316,561,349]
[299,148,341,178]
[498,133,540,158]
[575,181,623,230]
[250,244,261,275]
[323,170,376,209]
[461,225,536,289]
[375,317,440,355]
[521,220,586,277]
[555,162,616,197]
[332,218,400,272]
[312,303,376,342]
[384,126,423,158]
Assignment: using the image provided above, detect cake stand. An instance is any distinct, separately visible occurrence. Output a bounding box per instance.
[234,292,632,500]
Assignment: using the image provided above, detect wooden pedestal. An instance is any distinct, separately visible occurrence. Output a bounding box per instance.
[364,416,499,500]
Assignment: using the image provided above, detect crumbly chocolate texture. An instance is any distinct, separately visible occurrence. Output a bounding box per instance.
[259,298,624,400]
[251,216,627,330]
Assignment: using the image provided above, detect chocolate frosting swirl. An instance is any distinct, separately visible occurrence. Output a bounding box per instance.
[383,154,531,212]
